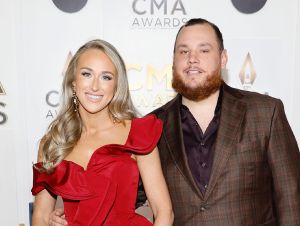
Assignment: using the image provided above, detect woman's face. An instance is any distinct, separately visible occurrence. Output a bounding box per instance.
[72,48,117,116]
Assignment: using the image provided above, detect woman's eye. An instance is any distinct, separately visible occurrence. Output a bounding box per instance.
[81,72,91,77]
[102,73,113,81]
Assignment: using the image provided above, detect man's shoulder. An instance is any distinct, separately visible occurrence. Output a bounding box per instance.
[224,83,280,106]
[150,95,180,118]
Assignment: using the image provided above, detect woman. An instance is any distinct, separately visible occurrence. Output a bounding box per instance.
[31,39,173,226]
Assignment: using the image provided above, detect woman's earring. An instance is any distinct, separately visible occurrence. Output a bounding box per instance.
[110,113,117,124]
[72,86,79,112]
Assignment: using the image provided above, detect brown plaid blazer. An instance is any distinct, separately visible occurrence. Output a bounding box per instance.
[152,83,300,226]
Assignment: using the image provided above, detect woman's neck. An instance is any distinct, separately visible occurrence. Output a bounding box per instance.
[79,108,114,134]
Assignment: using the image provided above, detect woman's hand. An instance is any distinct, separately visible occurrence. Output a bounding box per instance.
[48,208,68,226]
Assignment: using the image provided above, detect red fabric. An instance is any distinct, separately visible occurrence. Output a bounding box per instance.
[32,114,162,226]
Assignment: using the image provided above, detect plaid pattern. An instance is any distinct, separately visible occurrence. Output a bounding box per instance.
[152,83,300,226]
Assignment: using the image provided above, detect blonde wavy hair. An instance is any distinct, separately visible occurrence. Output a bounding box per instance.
[40,39,137,173]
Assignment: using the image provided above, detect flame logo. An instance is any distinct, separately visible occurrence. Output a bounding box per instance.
[0,82,6,95]
[239,53,256,90]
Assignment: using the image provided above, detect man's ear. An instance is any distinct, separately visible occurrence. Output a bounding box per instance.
[172,54,175,71]
[221,49,228,69]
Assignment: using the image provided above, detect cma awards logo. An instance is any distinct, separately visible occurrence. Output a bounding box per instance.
[127,64,175,108]
[239,53,268,95]
[45,52,72,119]
[239,53,256,91]
[0,82,7,125]
[131,0,188,29]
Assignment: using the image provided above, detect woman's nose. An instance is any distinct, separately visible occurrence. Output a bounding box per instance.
[91,78,100,91]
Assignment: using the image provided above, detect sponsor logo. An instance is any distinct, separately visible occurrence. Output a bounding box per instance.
[52,0,88,13]
[131,0,188,29]
[231,0,268,14]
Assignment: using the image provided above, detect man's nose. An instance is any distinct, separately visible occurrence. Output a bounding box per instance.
[188,51,199,64]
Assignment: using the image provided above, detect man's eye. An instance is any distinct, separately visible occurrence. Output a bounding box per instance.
[200,49,209,53]
[180,50,189,54]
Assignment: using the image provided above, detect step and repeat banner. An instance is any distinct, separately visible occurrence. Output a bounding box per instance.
[1,0,300,225]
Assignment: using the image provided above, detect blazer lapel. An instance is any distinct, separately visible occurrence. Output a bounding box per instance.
[204,84,246,201]
[161,95,203,199]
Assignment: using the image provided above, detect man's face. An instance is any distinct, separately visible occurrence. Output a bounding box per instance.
[172,23,227,101]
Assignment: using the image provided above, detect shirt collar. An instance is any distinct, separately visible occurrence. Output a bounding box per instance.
[180,84,223,117]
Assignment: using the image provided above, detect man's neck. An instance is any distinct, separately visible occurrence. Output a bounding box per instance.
[182,89,220,110]
[182,90,220,133]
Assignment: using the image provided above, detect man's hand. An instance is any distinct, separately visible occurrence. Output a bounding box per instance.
[48,208,68,226]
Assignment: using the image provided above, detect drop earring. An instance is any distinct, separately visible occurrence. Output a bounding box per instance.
[72,86,79,112]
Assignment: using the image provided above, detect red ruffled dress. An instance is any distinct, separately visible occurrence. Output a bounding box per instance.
[31,114,162,226]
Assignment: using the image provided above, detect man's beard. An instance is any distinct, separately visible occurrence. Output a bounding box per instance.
[172,69,222,101]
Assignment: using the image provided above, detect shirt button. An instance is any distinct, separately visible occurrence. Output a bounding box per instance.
[200,206,206,211]
[200,142,205,146]
[204,184,208,189]
[201,162,207,168]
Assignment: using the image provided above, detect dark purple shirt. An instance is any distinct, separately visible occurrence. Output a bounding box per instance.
[180,90,222,194]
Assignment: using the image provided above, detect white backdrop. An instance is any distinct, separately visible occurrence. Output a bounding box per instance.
[0,0,300,225]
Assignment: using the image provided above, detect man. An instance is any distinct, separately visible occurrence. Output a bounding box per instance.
[49,18,300,225]
[151,18,300,225]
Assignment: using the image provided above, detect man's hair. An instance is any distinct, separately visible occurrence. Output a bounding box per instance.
[173,18,224,53]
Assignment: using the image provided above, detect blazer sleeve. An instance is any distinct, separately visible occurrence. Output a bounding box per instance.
[267,99,300,225]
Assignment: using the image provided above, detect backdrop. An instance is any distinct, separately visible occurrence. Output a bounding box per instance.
[1,0,300,225]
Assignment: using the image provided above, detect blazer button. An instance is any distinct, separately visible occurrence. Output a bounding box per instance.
[201,162,207,168]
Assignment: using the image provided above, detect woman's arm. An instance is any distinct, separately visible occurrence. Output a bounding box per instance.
[32,189,56,226]
[32,137,57,226]
[137,147,174,226]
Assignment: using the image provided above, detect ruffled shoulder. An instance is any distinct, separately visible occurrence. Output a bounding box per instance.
[31,162,95,199]
[125,114,163,154]
[32,161,117,225]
